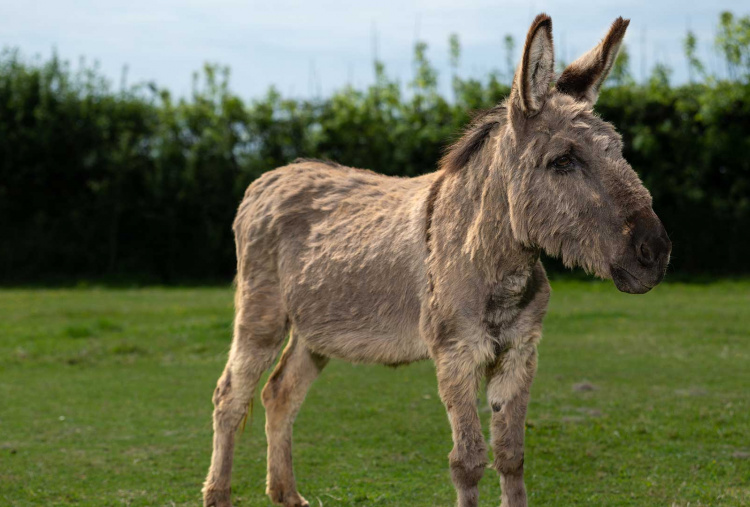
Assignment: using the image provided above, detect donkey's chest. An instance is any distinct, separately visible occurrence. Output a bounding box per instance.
[482,264,550,344]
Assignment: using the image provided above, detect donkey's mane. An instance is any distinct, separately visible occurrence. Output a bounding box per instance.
[426,103,508,251]
[438,103,507,174]
[292,157,342,167]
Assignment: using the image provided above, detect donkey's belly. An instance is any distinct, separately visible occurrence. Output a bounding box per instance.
[286,259,429,364]
[302,326,430,365]
[290,292,430,365]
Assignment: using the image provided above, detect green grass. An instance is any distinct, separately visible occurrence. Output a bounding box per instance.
[0,281,748,506]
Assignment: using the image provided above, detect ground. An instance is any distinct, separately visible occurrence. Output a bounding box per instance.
[0,280,748,506]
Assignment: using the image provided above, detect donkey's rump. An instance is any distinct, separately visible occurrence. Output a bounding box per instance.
[234,160,436,364]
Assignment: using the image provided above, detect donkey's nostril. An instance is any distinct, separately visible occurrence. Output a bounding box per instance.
[627,207,671,272]
[640,243,651,260]
[637,241,655,267]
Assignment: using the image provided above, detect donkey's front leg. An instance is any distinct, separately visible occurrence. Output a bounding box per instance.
[486,344,537,507]
[434,351,487,507]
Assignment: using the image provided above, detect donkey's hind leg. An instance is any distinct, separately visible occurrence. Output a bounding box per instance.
[261,332,328,507]
[203,281,288,507]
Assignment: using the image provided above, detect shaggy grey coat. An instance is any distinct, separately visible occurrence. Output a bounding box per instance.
[203,13,671,507]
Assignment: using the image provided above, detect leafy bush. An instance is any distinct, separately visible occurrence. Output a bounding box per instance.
[1,13,749,282]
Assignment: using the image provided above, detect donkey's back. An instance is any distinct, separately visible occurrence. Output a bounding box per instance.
[232,159,435,365]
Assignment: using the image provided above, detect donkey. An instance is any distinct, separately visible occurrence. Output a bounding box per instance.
[203,14,671,507]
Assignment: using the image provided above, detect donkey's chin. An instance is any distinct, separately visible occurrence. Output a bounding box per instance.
[610,264,654,294]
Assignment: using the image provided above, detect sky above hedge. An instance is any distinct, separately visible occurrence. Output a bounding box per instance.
[1,0,746,98]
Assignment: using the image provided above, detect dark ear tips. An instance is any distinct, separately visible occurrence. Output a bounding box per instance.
[555,15,630,103]
[531,13,552,31]
[606,17,630,48]
[612,17,631,34]
[527,13,553,45]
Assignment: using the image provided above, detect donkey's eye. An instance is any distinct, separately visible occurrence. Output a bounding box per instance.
[551,155,574,172]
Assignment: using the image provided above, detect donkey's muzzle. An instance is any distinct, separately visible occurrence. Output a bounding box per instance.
[611,208,672,294]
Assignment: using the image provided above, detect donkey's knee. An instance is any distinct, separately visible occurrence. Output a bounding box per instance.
[449,436,488,491]
[494,448,524,476]
[212,369,232,407]
[212,370,248,432]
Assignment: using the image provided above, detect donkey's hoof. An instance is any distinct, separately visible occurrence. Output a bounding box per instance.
[268,487,310,507]
[203,486,231,507]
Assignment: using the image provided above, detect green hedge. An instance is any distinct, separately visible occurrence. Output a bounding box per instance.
[1,49,748,283]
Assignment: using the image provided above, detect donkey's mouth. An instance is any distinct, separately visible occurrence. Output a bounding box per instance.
[610,264,653,294]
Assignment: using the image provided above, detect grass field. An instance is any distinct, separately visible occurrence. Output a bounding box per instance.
[1,280,748,506]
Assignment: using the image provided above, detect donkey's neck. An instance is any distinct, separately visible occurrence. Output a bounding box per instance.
[442,157,539,286]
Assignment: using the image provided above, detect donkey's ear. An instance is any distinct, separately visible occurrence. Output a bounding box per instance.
[556,17,630,104]
[510,13,554,117]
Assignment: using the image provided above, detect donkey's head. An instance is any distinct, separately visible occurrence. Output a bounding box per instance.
[498,14,671,293]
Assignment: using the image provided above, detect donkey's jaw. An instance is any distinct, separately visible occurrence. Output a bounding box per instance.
[610,264,654,294]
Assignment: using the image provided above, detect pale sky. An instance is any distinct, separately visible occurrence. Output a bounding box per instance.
[0,0,746,99]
